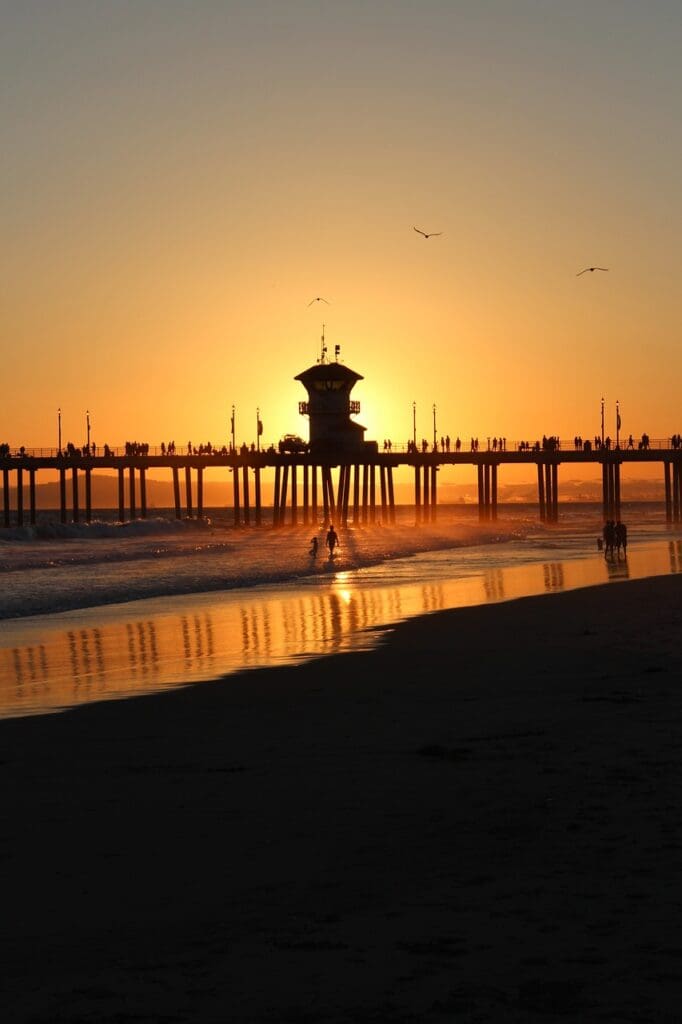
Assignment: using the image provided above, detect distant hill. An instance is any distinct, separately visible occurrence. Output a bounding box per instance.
[3,476,232,510]
[437,478,666,504]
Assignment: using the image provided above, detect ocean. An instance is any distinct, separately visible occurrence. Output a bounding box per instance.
[1,502,680,720]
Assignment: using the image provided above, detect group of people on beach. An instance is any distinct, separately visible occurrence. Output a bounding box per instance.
[309,524,339,559]
[600,519,628,559]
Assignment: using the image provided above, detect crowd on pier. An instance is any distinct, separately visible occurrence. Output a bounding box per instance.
[0,431,679,460]
[571,433,652,452]
[400,432,657,454]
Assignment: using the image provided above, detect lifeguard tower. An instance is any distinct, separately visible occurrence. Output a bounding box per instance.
[295,331,378,457]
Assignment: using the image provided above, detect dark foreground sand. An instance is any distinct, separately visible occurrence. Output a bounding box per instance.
[2,573,682,1023]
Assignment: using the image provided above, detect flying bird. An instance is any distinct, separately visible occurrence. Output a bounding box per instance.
[308,296,330,305]
[576,266,609,276]
[413,226,443,239]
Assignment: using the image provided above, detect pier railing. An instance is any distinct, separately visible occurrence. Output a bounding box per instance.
[1,438,680,459]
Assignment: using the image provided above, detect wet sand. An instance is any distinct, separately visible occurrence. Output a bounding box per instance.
[3,535,680,722]
[2,571,682,1022]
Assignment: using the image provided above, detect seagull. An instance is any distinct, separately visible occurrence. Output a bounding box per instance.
[413,226,443,239]
[576,266,609,276]
[307,296,330,306]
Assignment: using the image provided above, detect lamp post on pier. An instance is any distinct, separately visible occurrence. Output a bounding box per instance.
[616,399,621,449]
[58,407,62,454]
[256,407,262,452]
[412,401,416,450]
[231,404,236,453]
[86,410,91,453]
[432,403,437,450]
[601,396,605,447]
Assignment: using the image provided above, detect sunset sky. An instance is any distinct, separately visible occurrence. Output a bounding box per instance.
[4,1,682,472]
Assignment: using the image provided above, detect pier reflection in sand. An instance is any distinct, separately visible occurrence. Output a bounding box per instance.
[0,540,678,719]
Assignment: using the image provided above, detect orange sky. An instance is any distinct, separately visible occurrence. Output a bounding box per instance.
[3,2,682,482]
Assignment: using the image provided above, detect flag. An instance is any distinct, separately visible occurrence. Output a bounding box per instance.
[617,410,621,430]
[230,414,235,433]
[257,418,263,436]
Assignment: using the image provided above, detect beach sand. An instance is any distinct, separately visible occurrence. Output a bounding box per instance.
[2,572,682,1022]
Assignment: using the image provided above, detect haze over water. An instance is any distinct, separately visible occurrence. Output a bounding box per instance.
[1,502,680,720]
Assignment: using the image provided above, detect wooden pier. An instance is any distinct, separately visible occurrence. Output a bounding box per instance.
[1,442,682,528]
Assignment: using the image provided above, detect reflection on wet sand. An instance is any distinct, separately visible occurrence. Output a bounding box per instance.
[669,540,682,573]
[605,557,631,580]
[543,563,565,591]
[483,569,505,602]
[0,539,679,720]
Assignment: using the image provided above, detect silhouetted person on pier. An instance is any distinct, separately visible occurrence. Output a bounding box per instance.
[326,524,339,558]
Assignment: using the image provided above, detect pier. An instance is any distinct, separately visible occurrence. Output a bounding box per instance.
[1,440,682,528]
[3,350,681,529]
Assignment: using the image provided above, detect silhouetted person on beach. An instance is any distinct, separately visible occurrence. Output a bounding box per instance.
[326,524,339,558]
[309,536,318,557]
[603,520,616,559]
[615,521,627,558]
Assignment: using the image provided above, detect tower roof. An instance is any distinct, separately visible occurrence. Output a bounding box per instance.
[295,362,363,386]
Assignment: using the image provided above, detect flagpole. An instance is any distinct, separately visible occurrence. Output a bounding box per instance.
[601,397,604,447]
[256,406,260,453]
[616,399,620,449]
